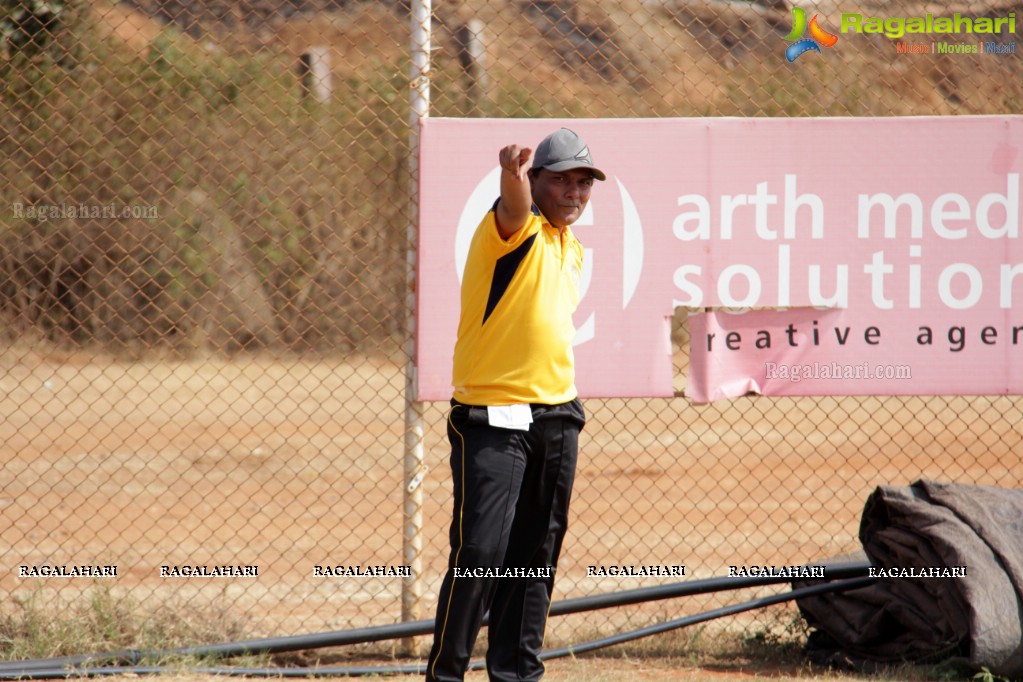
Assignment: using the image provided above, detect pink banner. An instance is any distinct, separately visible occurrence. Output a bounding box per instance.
[417,117,1023,402]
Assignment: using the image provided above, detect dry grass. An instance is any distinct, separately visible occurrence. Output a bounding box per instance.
[0,591,939,681]
[0,582,251,662]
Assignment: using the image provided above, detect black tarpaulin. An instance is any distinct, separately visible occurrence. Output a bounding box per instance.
[795,480,1023,676]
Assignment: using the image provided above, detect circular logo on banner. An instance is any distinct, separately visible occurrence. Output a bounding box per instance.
[456,168,644,347]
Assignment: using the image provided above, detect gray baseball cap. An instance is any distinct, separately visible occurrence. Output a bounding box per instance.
[531,128,606,181]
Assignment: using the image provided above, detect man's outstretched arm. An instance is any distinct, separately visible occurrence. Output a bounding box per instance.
[495,144,533,240]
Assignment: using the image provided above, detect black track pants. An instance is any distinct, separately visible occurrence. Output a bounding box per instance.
[426,398,585,682]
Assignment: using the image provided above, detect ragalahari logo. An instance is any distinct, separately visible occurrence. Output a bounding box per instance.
[784,7,839,62]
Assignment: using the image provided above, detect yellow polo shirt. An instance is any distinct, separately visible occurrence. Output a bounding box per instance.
[452,204,584,406]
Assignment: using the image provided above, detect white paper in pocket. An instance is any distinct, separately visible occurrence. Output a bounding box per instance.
[486,404,533,431]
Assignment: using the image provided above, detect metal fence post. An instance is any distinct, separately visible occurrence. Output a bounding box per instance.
[402,0,431,656]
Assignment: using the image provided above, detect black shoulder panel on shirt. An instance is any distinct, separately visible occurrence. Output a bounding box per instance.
[482,233,537,326]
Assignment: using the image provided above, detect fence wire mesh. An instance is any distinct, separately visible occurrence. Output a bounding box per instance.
[1,0,1022,653]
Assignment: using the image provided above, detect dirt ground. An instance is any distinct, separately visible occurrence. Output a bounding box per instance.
[56,658,858,682]
[1,346,1020,660]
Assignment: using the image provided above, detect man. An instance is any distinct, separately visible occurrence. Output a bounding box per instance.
[425,128,605,682]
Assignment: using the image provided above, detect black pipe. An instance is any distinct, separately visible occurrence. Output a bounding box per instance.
[0,575,874,679]
[0,560,871,674]
[542,574,875,658]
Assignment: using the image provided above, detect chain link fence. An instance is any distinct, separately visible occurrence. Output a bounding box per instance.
[2,0,1022,652]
